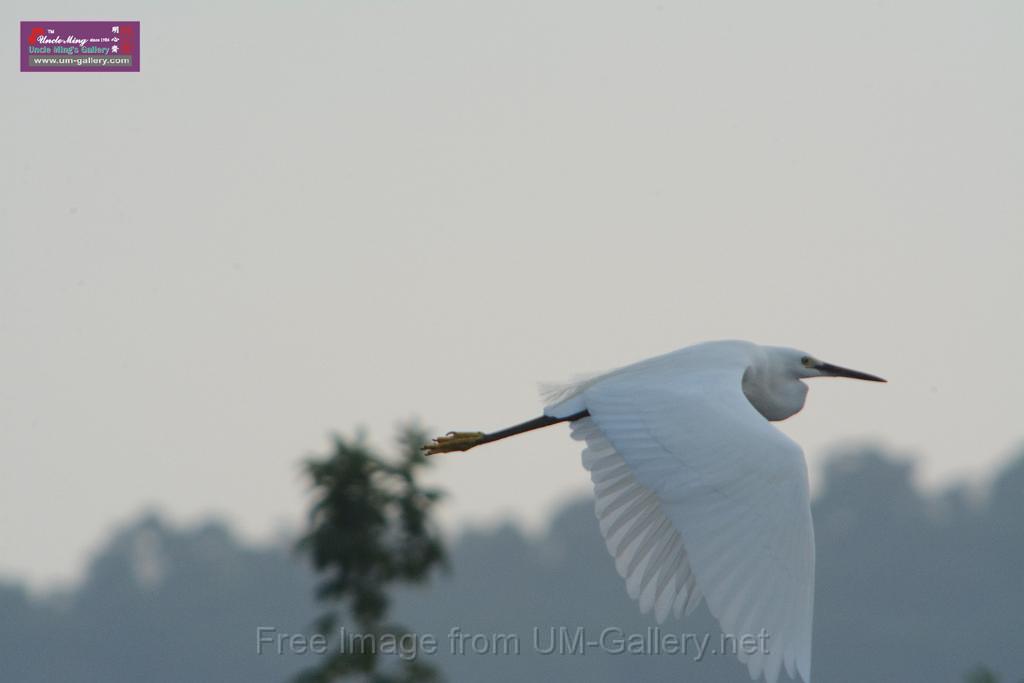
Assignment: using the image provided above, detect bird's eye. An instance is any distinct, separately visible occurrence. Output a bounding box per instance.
[800,356,811,367]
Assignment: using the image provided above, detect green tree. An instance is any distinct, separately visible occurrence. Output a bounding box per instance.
[294,425,446,683]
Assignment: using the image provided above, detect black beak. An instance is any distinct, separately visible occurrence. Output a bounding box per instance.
[817,362,887,383]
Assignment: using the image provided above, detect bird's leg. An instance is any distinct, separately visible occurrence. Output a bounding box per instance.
[423,431,487,455]
[423,410,590,456]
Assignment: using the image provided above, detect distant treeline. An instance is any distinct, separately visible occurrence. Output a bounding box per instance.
[2,445,1022,682]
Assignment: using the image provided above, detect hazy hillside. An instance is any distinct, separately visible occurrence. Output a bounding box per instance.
[3,446,1022,682]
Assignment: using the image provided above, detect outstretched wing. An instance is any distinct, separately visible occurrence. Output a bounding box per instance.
[567,358,815,683]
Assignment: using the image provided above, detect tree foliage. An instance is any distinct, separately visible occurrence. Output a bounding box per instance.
[294,425,446,683]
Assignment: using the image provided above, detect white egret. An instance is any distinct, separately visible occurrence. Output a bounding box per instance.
[425,340,885,683]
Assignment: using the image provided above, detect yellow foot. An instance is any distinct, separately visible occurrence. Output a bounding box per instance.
[422,431,486,455]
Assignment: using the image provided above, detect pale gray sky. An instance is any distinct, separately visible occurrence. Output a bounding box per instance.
[3,0,1022,587]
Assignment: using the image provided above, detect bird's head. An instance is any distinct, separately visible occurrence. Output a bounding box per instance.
[746,345,884,421]
[788,349,886,382]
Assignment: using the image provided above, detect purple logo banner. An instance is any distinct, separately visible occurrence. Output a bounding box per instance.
[21,21,140,72]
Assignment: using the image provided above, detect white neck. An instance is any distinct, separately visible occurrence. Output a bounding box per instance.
[741,355,809,421]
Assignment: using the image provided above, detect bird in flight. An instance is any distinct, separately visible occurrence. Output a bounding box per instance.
[424,340,885,683]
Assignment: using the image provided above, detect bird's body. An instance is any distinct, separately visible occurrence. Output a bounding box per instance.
[426,340,885,683]
[544,340,808,420]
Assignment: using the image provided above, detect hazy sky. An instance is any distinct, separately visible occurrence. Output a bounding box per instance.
[3,0,1022,587]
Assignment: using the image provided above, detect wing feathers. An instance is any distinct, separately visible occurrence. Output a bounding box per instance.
[575,417,703,624]
[564,349,815,683]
